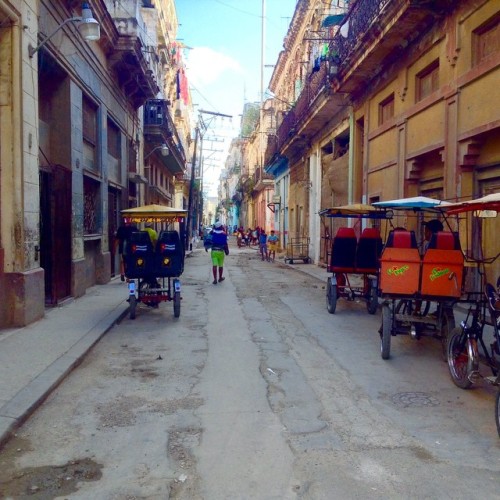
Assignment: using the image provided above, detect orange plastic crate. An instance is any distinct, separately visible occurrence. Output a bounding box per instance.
[420,249,463,298]
[380,247,421,295]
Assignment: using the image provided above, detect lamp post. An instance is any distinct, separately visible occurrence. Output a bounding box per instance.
[29,3,100,58]
[144,144,169,160]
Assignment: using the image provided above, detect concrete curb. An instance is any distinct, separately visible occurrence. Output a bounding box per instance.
[0,302,129,449]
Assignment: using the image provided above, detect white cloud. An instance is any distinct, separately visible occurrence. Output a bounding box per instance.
[185,47,244,86]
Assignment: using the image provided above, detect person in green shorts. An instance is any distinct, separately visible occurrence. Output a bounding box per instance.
[206,221,229,284]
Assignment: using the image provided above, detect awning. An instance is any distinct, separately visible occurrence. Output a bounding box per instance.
[322,14,345,27]
[121,204,187,222]
[319,203,392,219]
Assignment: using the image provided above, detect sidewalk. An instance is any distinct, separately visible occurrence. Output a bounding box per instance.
[0,249,327,450]
[0,277,130,449]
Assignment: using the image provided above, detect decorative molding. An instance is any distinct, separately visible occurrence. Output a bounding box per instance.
[458,139,482,172]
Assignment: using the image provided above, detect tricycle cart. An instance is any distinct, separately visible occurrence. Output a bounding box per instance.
[442,193,500,436]
[373,197,462,360]
[121,204,187,320]
[285,237,311,264]
[319,204,392,314]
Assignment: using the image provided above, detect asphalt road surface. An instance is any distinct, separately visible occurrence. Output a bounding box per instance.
[1,242,499,499]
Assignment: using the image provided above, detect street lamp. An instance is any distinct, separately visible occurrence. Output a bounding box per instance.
[29,3,101,58]
[144,144,169,160]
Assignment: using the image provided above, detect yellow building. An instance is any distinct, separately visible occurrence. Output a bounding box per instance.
[266,0,499,279]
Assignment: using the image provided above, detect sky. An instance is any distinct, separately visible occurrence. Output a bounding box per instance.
[175,0,298,195]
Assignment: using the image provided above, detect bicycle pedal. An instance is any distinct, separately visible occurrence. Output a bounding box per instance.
[467,371,481,383]
[484,375,499,386]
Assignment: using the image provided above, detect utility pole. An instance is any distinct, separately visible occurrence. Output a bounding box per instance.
[185,110,232,250]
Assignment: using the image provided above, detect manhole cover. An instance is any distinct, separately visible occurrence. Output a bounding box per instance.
[391,392,439,408]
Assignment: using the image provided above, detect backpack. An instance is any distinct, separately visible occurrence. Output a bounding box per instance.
[204,231,213,249]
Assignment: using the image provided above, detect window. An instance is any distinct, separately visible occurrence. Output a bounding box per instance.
[378,93,394,126]
[473,15,500,66]
[83,176,101,234]
[416,60,439,102]
[82,96,98,172]
[107,120,120,159]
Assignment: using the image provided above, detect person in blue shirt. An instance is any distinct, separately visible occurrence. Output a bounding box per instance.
[259,229,269,261]
[206,221,229,284]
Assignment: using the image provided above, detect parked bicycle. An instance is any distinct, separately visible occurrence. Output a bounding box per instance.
[447,280,500,436]
[444,193,500,437]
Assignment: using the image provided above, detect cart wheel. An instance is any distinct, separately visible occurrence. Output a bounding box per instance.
[129,294,137,320]
[173,291,181,318]
[381,302,391,360]
[366,286,378,315]
[326,277,337,314]
[440,308,455,362]
[447,327,475,389]
[495,390,500,438]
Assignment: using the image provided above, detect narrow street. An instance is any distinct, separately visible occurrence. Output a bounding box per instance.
[0,240,499,499]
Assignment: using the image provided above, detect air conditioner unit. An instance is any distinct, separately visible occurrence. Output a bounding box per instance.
[272,195,281,204]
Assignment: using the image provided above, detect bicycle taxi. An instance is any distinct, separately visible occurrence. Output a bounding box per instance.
[442,193,500,436]
[319,204,392,315]
[372,196,463,360]
[120,204,187,320]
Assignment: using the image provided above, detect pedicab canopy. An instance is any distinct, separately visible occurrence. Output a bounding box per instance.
[372,196,451,211]
[121,204,187,223]
[441,192,500,215]
[319,203,393,219]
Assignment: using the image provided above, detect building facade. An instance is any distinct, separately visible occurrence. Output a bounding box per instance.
[0,0,190,328]
[256,0,499,280]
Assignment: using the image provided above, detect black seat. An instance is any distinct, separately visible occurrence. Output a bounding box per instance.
[155,230,184,277]
[124,231,155,279]
[355,228,382,271]
[330,227,357,272]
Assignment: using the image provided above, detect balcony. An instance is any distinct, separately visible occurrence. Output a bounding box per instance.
[253,167,274,192]
[144,100,186,176]
[103,0,160,108]
[274,0,454,160]
[275,57,346,159]
[330,0,454,94]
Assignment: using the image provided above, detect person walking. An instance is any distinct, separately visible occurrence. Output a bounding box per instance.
[267,230,278,262]
[206,221,229,284]
[259,229,269,261]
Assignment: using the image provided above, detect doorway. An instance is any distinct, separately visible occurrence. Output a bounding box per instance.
[39,165,72,305]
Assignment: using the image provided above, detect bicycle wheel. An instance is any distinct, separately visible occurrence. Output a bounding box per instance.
[129,294,137,320]
[440,308,455,362]
[326,277,337,314]
[447,327,476,389]
[381,302,391,360]
[496,390,500,438]
[173,291,181,318]
[366,285,378,315]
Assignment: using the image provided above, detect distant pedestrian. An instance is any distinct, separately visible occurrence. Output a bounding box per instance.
[259,229,269,261]
[206,221,229,284]
[267,230,278,262]
[144,222,158,247]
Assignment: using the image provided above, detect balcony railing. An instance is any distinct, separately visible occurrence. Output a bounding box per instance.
[144,99,186,174]
[276,62,329,151]
[104,0,160,108]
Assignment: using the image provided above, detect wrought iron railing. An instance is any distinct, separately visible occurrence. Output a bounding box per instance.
[331,0,391,63]
[275,0,395,153]
[276,62,329,150]
[144,99,173,136]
